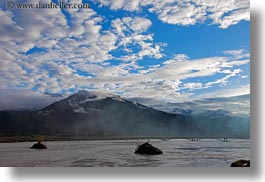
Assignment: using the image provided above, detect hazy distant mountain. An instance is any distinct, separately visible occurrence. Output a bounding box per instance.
[130,94,250,138]
[146,94,250,115]
[146,94,250,138]
[0,91,250,138]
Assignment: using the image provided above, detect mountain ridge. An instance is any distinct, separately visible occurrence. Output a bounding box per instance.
[0,91,250,138]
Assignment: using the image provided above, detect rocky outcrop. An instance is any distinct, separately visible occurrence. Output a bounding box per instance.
[135,142,162,155]
[30,142,47,149]
[230,159,250,167]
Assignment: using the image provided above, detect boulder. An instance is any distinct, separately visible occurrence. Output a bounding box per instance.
[135,142,162,155]
[230,159,250,167]
[30,142,47,149]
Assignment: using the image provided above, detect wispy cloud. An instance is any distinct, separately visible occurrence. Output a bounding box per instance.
[197,84,250,98]
[73,51,250,102]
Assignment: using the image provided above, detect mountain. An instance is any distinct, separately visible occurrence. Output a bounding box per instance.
[44,92,64,98]
[128,94,250,138]
[0,91,187,137]
[145,94,250,115]
[0,91,250,138]
[187,109,250,138]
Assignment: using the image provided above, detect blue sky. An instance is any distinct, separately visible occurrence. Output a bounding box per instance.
[0,0,250,109]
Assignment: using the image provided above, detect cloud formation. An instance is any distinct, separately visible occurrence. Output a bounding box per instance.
[0,0,162,92]
[0,0,250,110]
[95,0,250,28]
[73,50,250,102]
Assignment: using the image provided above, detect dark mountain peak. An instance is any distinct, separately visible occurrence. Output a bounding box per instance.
[76,90,93,96]
[72,90,119,100]
[41,90,127,114]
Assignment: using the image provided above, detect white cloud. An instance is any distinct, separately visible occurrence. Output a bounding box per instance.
[220,59,249,68]
[211,5,250,29]
[0,0,250,109]
[145,0,207,26]
[0,2,166,96]
[223,49,250,59]
[72,51,249,103]
[198,84,250,98]
[122,17,152,33]
[241,75,248,79]
[97,0,141,11]
[183,82,203,90]
[205,68,242,87]
[95,0,249,28]
[110,17,164,61]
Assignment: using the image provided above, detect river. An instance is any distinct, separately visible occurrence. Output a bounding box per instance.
[0,139,250,167]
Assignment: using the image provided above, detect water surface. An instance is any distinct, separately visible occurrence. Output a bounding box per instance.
[0,139,250,167]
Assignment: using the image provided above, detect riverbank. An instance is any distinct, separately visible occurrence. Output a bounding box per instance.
[0,135,250,143]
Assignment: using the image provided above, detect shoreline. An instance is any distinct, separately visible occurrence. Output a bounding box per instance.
[0,136,250,143]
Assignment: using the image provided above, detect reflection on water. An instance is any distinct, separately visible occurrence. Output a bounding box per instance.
[0,139,250,167]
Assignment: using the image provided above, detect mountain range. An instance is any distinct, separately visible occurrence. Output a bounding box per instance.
[0,91,250,138]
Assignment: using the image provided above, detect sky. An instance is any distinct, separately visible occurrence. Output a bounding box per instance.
[0,0,250,109]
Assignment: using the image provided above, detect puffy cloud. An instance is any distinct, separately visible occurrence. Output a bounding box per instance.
[95,0,249,28]
[0,2,165,96]
[0,0,249,109]
[144,0,207,26]
[97,0,141,11]
[110,17,164,61]
[122,17,152,33]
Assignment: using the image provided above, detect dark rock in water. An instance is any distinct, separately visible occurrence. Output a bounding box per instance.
[135,142,162,155]
[230,160,250,167]
[30,142,47,149]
